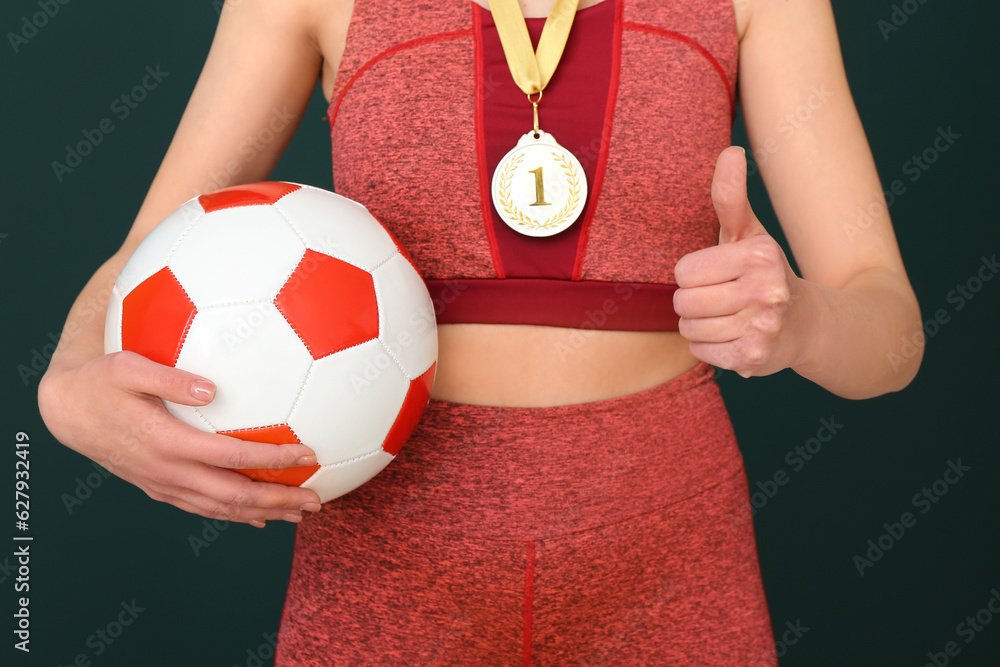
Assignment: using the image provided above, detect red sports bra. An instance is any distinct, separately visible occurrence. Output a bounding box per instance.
[328,0,737,331]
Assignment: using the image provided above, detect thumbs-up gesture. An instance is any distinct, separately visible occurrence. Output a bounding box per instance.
[673,146,804,378]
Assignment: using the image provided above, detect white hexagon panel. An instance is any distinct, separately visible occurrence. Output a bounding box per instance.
[373,253,438,380]
[170,303,314,432]
[169,204,306,306]
[273,185,399,272]
[104,181,437,502]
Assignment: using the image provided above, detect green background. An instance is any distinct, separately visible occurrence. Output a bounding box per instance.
[2,0,997,664]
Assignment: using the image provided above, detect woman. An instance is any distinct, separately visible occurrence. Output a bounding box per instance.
[39,0,923,663]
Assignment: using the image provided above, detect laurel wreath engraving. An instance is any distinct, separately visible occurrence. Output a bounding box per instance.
[497,151,582,231]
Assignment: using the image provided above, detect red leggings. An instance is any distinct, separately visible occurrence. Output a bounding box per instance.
[276,362,776,665]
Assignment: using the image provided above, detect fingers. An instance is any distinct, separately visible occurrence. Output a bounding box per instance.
[687,339,771,379]
[147,467,320,526]
[102,354,323,517]
[674,243,745,288]
[679,313,754,345]
[106,352,318,471]
[674,283,744,321]
[191,467,320,514]
[676,279,789,344]
[141,453,322,517]
[152,427,323,514]
[687,341,745,376]
[138,415,323,521]
[674,240,791,319]
[140,455,322,525]
[712,146,764,244]
[175,428,318,471]
[148,492,275,527]
[109,351,217,406]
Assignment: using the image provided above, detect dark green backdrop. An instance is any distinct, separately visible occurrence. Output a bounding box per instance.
[2,1,997,665]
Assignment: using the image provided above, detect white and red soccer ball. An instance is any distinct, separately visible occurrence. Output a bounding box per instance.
[104,182,437,502]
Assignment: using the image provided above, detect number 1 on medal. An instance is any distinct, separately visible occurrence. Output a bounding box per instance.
[528,166,551,207]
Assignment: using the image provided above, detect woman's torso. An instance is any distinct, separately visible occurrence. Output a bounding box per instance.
[311,0,745,407]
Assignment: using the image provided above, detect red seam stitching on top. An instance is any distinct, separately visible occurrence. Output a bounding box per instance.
[473,4,506,278]
[622,21,735,117]
[523,540,536,667]
[328,28,474,127]
[571,0,623,281]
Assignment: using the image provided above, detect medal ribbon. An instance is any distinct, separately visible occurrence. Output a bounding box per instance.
[489,0,580,96]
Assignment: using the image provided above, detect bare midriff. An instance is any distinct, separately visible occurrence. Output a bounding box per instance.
[429,325,698,406]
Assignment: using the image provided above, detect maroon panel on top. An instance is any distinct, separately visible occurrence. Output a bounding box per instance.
[476,1,615,279]
[425,278,679,331]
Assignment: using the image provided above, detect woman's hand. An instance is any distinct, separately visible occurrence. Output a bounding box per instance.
[673,146,807,378]
[39,351,322,527]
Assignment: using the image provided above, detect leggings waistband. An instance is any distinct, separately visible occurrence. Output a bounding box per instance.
[324,361,744,540]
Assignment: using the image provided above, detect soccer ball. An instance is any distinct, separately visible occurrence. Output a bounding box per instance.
[104,182,437,502]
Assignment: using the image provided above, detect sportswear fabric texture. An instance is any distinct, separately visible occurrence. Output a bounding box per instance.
[326,0,736,331]
[277,362,776,665]
[276,0,777,663]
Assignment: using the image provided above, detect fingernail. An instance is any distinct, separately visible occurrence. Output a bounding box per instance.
[296,456,318,466]
[190,380,216,402]
[300,503,322,513]
[249,519,266,529]
[283,513,303,523]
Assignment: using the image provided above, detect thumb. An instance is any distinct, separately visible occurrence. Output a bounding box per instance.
[712,146,765,244]
[111,350,216,406]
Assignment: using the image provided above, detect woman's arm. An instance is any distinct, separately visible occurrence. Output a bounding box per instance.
[39,0,349,524]
[674,0,923,399]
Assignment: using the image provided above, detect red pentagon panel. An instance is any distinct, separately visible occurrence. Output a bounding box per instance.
[121,267,197,367]
[220,424,321,486]
[275,249,379,359]
[381,363,436,456]
[197,181,301,213]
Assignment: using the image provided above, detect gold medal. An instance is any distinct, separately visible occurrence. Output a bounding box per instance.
[489,0,585,237]
[492,129,587,237]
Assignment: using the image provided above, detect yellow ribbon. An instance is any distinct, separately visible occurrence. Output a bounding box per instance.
[489,0,580,97]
